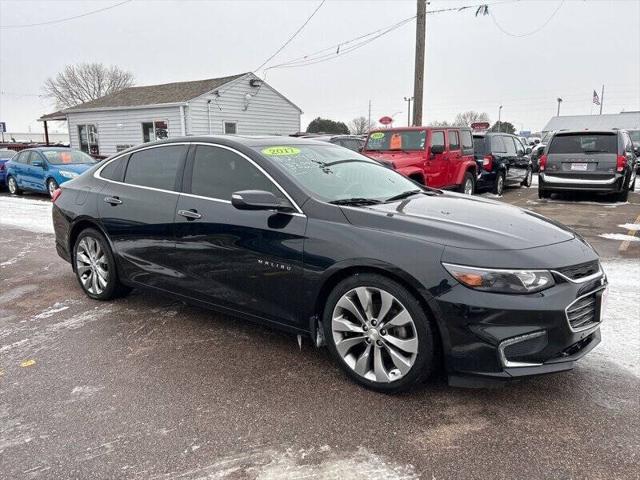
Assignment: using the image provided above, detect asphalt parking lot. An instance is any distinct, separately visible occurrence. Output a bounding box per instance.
[1,182,639,479]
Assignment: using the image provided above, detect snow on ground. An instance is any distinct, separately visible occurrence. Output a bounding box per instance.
[599,233,640,242]
[618,223,640,231]
[594,259,640,377]
[0,196,53,234]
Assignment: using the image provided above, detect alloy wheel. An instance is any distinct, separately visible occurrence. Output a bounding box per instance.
[48,179,58,198]
[8,177,17,194]
[464,178,474,195]
[526,169,533,186]
[75,236,109,295]
[331,287,418,383]
[496,175,504,195]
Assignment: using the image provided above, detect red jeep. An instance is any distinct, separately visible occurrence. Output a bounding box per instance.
[363,127,477,194]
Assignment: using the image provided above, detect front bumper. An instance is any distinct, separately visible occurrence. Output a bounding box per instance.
[539,172,624,192]
[432,267,607,383]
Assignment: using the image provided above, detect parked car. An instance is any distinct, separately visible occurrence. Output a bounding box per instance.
[538,129,637,201]
[628,129,640,173]
[472,132,533,195]
[0,148,16,187]
[363,127,477,194]
[312,134,366,152]
[6,147,97,198]
[53,136,606,392]
[530,131,554,172]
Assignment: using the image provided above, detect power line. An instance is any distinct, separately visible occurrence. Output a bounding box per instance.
[0,0,133,29]
[254,0,326,73]
[489,0,565,37]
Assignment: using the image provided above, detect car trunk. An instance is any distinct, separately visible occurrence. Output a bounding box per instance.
[545,132,618,178]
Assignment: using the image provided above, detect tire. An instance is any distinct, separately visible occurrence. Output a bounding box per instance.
[7,176,22,195]
[323,273,436,392]
[73,228,131,300]
[521,168,533,187]
[615,186,629,203]
[47,178,59,198]
[538,189,550,199]
[458,172,475,195]
[493,172,505,195]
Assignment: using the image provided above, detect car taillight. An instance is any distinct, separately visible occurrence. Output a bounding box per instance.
[539,154,548,172]
[0,163,5,171]
[482,155,493,172]
[616,155,626,172]
[51,188,62,203]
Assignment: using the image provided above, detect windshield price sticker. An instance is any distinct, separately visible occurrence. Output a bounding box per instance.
[262,146,301,156]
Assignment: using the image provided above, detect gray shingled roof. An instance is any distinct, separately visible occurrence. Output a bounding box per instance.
[543,112,640,132]
[64,73,248,112]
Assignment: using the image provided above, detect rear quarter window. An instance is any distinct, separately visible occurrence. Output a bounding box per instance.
[548,134,617,154]
[100,156,128,182]
[472,136,487,155]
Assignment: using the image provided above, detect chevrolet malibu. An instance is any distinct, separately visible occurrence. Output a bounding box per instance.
[52,136,607,392]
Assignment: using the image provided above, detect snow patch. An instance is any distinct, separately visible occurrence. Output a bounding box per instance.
[618,223,640,231]
[0,196,53,234]
[71,385,104,400]
[34,303,70,319]
[598,233,640,242]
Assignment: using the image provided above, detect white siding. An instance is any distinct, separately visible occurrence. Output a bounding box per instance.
[187,74,301,136]
[67,106,183,156]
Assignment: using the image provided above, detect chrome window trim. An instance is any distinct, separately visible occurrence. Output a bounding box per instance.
[540,174,617,185]
[564,285,607,333]
[498,331,545,368]
[94,142,306,217]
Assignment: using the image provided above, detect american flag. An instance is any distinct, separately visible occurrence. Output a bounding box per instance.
[593,90,601,105]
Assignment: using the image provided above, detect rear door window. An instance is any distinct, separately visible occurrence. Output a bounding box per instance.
[491,136,506,153]
[124,145,186,191]
[448,131,460,150]
[548,134,617,154]
[189,145,283,201]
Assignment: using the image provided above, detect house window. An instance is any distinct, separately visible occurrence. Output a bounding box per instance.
[223,121,237,135]
[78,124,99,155]
[142,120,169,142]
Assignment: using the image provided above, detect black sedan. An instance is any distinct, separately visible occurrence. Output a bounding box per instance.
[52,136,607,392]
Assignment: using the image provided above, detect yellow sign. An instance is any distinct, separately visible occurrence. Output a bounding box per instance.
[370,132,385,140]
[261,146,301,156]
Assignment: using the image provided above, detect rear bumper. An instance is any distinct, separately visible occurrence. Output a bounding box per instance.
[539,172,624,192]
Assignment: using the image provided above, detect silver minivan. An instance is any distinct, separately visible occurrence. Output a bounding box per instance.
[538,130,637,201]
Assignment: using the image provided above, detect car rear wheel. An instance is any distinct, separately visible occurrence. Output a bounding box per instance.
[522,168,533,187]
[614,186,629,202]
[47,178,59,198]
[74,228,131,300]
[459,172,475,195]
[323,273,435,392]
[493,172,505,195]
[7,176,22,195]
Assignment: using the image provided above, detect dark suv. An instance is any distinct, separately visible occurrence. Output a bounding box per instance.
[538,130,637,201]
[472,132,533,195]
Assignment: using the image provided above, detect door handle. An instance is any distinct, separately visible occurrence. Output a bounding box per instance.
[104,196,122,205]
[178,209,202,220]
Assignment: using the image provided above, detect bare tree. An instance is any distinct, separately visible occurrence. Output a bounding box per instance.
[453,111,490,127]
[348,116,373,135]
[44,63,134,109]
[429,120,451,127]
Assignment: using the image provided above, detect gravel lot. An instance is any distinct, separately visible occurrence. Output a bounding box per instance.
[1,182,639,479]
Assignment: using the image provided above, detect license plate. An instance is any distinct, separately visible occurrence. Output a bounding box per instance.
[571,163,588,171]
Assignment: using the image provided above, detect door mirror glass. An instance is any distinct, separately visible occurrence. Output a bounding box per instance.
[232,190,284,211]
[525,147,532,155]
[430,144,445,155]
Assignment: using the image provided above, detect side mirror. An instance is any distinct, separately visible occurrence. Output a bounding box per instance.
[517,149,524,156]
[430,145,445,155]
[231,190,285,211]
[525,147,532,155]
[634,147,640,157]
[31,160,44,168]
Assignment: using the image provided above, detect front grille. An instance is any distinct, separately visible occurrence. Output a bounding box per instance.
[556,260,600,281]
[566,291,600,330]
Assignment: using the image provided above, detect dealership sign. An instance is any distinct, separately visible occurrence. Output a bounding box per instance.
[379,116,393,125]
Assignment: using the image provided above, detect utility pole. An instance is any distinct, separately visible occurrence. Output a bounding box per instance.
[498,105,503,132]
[412,0,427,127]
[368,99,372,131]
[404,96,414,127]
[599,85,604,115]
[557,97,563,116]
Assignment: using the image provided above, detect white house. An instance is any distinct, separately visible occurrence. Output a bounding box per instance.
[39,72,302,157]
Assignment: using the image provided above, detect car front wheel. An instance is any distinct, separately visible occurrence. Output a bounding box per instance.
[74,228,131,300]
[323,273,435,392]
[47,178,59,198]
[7,176,22,195]
[522,168,533,187]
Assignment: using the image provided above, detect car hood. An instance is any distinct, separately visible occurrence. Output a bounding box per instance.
[52,163,95,174]
[340,192,575,251]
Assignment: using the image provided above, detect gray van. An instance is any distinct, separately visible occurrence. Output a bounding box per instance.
[538,130,637,201]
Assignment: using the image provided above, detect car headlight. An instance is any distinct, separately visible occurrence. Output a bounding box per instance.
[59,171,79,179]
[442,263,555,294]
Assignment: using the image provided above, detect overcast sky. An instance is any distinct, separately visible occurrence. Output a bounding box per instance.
[1,0,639,134]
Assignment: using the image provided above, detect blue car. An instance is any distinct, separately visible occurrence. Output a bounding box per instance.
[0,148,16,187]
[6,147,97,198]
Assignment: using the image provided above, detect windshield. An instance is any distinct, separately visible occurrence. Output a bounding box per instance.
[41,150,96,165]
[548,134,617,154]
[629,130,640,144]
[365,130,426,151]
[254,144,420,203]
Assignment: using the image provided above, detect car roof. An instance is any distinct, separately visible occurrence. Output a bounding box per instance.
[137,135,332,148]
[20,147,73,152]
[554,129,620,135]
[369,126,471,133]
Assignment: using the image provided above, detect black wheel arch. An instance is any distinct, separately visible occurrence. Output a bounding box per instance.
[67,218,117,272]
